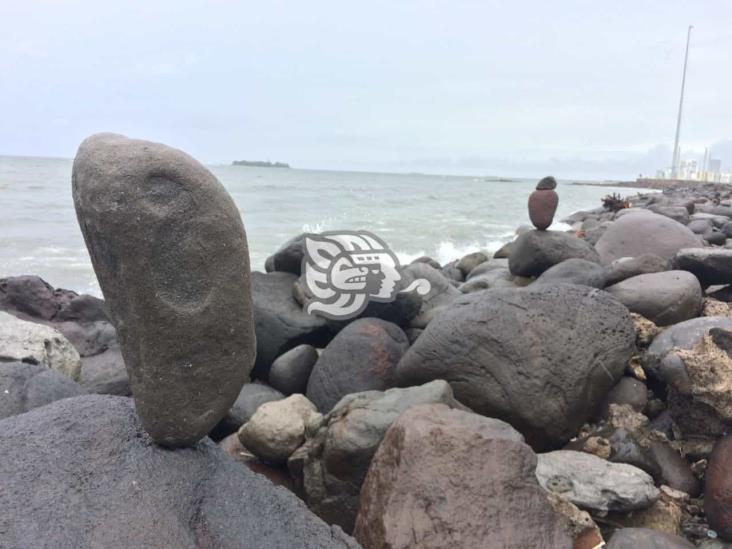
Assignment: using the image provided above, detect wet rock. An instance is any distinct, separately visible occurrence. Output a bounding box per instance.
[292,380,467,533]
[269,344,318,395]
[0,361,85,420]
[595,211,702,265]
[396,284,635,449]
[603,254,669,286]
[73,133,256,447]
[706,435,732,541]
[219,434,297,493]
[533,257,606,288]
[354,404,584,549]
[0,395,358,548]
[606,527,695,548]
[252,271,330,379]
[238,394,321,464]
[307,318,408,413]
[455,251,489,277]
[535,450,659,512]
[265,233,307,275]
[0,312,81,380]
[673,248,732,286]
[604,271,702,326]
[508,230,600,277]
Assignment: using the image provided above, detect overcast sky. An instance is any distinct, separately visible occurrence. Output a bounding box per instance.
[2,1,731,179]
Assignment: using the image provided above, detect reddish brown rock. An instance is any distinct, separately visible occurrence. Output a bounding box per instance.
[353,404,588,549]
[528,186,559,231]
[705,434,732,540]
[219,433,297,494]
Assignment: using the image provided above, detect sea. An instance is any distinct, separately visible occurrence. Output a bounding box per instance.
[0,155,643,297]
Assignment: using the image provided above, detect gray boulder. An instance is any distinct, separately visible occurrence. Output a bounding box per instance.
[252,271,330,379]
[648,205,690,224]
[606,528,695,548]
[269,344,318,395]
[466,258,509,279]
[292,380,467,533]
[687,218,714,234]
[508,230,600,277]
[307,318,408,412]
[604,271,702,326]
[595,211,702,264]
[396,284,636,449]
[648,316,732,358]
[455,251,489,277]
[402,263,461,328]
[73,133,256,447]
[673,248,732,286]
[0,361,85,420]
[533,258,606,288]
[214,382,285,438]
[0,395,357,549]
[535,450,659,512]
[265,233,307,275]
[603,254,669,286]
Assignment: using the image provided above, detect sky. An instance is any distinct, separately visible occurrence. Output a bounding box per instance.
[2,1,731,180]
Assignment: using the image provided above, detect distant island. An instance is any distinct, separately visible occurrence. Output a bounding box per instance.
[232,160,290,168]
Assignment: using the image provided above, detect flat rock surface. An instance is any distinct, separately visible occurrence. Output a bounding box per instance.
[0,395,358,549]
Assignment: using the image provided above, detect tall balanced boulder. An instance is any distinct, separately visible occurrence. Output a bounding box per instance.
[72,133,256,447]
[396,284,636,449]
[0,395,358,549]
[528,175,559,230]
[354,404,588,549]
[595,211,701,265]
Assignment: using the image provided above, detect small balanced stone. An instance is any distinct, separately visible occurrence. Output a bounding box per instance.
[73,133,256,447]
[528,175,559,230]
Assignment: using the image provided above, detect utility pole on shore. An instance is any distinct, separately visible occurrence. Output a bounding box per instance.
[671,25,693,179]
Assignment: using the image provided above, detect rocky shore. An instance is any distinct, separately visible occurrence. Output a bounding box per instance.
[3,136,732,548]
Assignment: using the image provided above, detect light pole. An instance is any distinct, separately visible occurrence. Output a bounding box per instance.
[671,25,693,179]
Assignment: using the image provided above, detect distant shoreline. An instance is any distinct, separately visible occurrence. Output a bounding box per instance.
[232,160,290,168]
[572,178,730,190]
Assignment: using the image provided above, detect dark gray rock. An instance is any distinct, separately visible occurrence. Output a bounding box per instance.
[73,133,256,447]
[648,316,732,358]
[78,343,130,396]
[536,175,557,190]
[409,256,441,270]
[648,205,690,225]
[603,254,669,286]
[458,267,515,293]
[466,258,509,280]
[0,395,358,549]
[508,230,600,277]
[307,318,408,412]
[688,218,714,234]
[604,271,702,326]
[0,275,60,320]
[214,382,285,438]
[252,271,330,379]
[673,248,732,286]
[455,252,489,277]
[265,233,307,275]
[396,284,636,449]
[403,263,461,329]
[533,258,606,288]
[269,344,318,395]
[0,361,85,420]
[706,230,728,246]
[606,528,694,548]
[602,377,647,416]
[595,211,702,265]
[492,241,514,258]
[293,380,467,533]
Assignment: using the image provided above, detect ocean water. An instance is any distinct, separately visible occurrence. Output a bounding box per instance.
[0,155,640,296]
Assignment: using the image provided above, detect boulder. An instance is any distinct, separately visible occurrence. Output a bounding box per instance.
[252,271,330,379]
[455,251,489,277]
[214,382,285,438]
[533,258,606,288]
[0,395,357,549]
[402,263,461,328]
[603,254,669,286]
[0,361,85,420]
[604,271,702,326]
[595,211,702,265]
[0,312,81,380]
[265,233,307,275]
[704,229,727,245]
[602,377,648,416]
[269,344,318,395]
[687,218,713,234]
[78,344,130,395]
[606,528,695,548]
[528,186,559,230]
[0,275,61,320]
[508,230,600,277]
[292,380,467,533]
[673,248,732,286]
[647,316,732,358]
[307,318,408,413]
[238,394,321,464]
[535,450,659,512]
[396,284,636,449]
[458,267,515,293]
[706,435,732,541]
[73,133,256,447]
[409,256,441,270]
[492,241,514,259]
[354,404,588,549]
[648,205,690,225]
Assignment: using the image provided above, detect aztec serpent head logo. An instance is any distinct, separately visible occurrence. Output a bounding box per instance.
[302,231,431,320]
